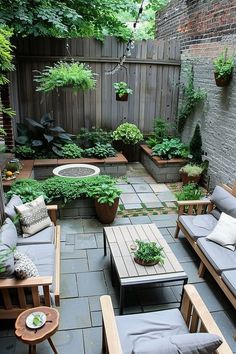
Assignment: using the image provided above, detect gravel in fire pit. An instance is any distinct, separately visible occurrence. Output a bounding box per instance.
[58,167,96,177]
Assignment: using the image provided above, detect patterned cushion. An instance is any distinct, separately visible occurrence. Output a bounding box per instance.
[14,250,39,279]
[0,244,14,278]
[15,196,52,237]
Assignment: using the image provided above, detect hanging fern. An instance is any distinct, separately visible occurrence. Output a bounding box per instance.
[34,61,97,93]
[0,26,15,85]
[177,65,206,133]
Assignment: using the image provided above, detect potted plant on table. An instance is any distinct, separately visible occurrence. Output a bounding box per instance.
[112,122,143,162]
[213,49,235,87]
[113,82,133,101]
[132,240,165,266]
[179,164,204,185]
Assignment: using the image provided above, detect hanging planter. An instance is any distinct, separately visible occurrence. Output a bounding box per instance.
[113,82,133,101]
[34,61,96,93]
[213,49,234,87]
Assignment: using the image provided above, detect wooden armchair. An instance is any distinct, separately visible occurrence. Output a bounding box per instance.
[100,284,232,354]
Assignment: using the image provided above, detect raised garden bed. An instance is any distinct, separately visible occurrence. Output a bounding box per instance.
[140,144,187,183]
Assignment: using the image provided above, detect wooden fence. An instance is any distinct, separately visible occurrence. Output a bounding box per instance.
[10,37,180,134]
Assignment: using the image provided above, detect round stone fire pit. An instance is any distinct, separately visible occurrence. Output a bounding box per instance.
[53,164,100,178]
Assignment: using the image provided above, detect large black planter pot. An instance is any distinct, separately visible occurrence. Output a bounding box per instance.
[116,93,128,101]
[113,141,140,162]
[214,72,232,87]
[94,198,119,224]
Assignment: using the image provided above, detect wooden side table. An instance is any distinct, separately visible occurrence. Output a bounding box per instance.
[15,306,59,354]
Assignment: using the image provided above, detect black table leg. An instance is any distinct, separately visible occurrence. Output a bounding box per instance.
[119,285,125,315]
[103,230,107,256]
[110,254,115,287]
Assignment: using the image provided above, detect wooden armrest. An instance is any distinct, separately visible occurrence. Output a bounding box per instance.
[177,200,212,206]
[46,205,58,210]
[47,205,58,225]
[100,295,123,354]
[182,285,232,354]
[177,200,213,216]
[0,276,52,289]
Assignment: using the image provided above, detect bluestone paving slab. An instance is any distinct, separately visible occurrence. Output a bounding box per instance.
[0,337,15,354]
[66,234,75,245]
[82,219,103,233]
[138,193,160,203]
[61,249,87,259]
[59,298,91,330]
[150,214,178,221]
[75,233,97,249]
[91,311,102,326]
[52,330,84,354]
[150,183,170,193]
[83,327,102,354]
[143,176,156,184]
[158,191,177,202]
[88,294,118,312]
[60,243,75,253]
[77,271,108,297]
[212,311,236,352]
[127,177,146,183]
[87,249,110,271]
[118,184,135,193]
[138,286,178,306]
[133,183,153,193]
[61,273,78,298]
[103,268,116,295]
[59,219,83,234]
[124,203,143,210]
[95,233,104,248]
[129,215,152,224]
[154,219,177,228]
[168,240,197,262]
[110,217,131,226]
[144,201,164,208]
[195,282,231,312]
[61,258,88,273]
[165,202,177,207]
[181,261,205,283]
[120,193,141,204]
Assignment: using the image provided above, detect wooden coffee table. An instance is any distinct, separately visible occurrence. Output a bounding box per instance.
[15,306,59,354]
[103,223,188,314]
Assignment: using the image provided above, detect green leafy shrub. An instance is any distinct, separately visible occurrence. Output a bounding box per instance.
[189,124,203,164]
[146,118,172,148]
[87,184,121,205]
[77,127,113,148]
[152,138,189,160]
[34,61,96,93]
[176,183,203,201]
[113,82,133,97]
[15,145,36,159]
[0,26,14,85]
[180,164,203,177]
[178,65,206,133]
[133,240,165,265]
[213,49,235,79]
[84,143,117,159]
[15,113,74,157]
[112,123,143,145]
[6,179,46,203]
[61,144,83,158]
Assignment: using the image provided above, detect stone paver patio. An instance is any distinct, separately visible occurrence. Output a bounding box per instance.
[0,163,236,354]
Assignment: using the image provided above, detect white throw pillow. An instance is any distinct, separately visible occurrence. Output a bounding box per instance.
[15,195,52,237]
[206,212,236,251]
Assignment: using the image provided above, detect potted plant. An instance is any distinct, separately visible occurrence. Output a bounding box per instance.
[132,240,165,266]
[213,49,235,87]
[88,184,122,224]
[179,164,204,185]
[34,61,96,93]
[113,82,133,101]
[112,123,143,162]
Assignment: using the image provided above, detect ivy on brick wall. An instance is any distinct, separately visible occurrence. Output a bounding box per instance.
[177,65,206,133]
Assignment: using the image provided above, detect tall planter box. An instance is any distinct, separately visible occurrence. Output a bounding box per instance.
[58,198,96,219]
[112,141,140,162]
[140,144,187,183]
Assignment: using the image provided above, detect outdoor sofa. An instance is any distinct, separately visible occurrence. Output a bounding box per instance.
[175,182,236,310]
[101,284,232,354]
[0,195,60,320]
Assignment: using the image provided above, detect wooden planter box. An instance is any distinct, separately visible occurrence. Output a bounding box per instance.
[140,144,187,183]
[33,154,128,180]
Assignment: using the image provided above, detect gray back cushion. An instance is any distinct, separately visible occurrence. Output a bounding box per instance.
[211,186,236,218]
[5,195,23,219]
[0,218,17,249]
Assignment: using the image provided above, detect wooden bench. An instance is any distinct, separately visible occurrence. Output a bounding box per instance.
[0,206,60,320]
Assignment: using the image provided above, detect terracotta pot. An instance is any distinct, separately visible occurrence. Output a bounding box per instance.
[181,172,201,185]
[116,93,128,101]
[94,198,119,224]
[134,257,160,266]
[214,72,232,87]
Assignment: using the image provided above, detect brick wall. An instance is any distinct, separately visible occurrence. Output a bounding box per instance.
[156,0,236,188]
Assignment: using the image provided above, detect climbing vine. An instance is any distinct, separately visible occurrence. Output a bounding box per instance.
[177,65,206,133]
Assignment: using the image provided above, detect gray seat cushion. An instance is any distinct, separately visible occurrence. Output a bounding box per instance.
[221,270,236,297]
[116,308,189,354]
[211,186,236,218]
[179,214,218,240]
[197,238,236,274]
[17,225,55,245]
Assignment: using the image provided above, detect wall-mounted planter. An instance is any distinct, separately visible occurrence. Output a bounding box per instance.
[116,93,128,101]
[214,72,232,87]
[140,144,187,183]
